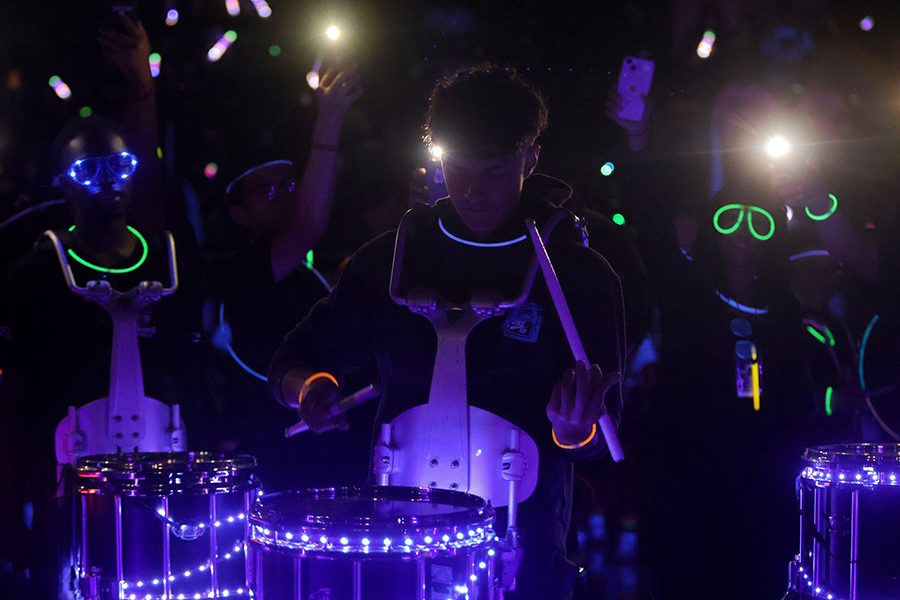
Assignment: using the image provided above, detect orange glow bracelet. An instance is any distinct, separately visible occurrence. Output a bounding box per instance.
[552,423,597,450]
[298,372,338,405]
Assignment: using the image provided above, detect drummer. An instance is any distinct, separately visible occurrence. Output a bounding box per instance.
[268,64,625,600]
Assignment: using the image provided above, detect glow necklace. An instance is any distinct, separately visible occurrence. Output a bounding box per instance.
[438,217,526,248]
[66,225,148,274]
[714,290,769,315]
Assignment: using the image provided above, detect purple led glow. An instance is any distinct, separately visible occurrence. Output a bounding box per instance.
[166,9,179,25]
[226,0,240,16]
[860,16,874,31]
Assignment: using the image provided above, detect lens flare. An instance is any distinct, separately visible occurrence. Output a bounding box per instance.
[430,145,443,160]
[765,136,791,158]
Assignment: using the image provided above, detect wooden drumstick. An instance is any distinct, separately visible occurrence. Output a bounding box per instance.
[525,219,624,462]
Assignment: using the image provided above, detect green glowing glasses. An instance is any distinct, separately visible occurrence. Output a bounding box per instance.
[713,204,776,241]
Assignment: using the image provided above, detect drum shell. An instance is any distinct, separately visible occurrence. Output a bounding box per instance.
[73,452,259,599]
[792,444,900,599]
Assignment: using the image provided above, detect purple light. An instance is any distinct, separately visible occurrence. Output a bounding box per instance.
[166,9,179,25]
[860,16,874,31]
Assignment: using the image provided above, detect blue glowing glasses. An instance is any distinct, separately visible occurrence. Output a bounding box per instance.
[67,152,138,186]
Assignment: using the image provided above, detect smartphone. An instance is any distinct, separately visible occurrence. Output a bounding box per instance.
[103,0,139,33]
[616,56,655,121]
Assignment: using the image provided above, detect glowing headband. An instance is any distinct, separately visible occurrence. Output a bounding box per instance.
[225,160,293,195]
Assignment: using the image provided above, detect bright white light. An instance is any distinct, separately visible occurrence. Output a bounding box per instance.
[765,136,791,158]
[697,43,711,58]
[208,47,223,61]
[306,71,320,89]
[327,26,340,40]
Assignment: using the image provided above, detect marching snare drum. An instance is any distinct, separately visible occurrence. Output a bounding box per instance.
[73,452,259,600]
[789,444,900,600]
[248,486,497,600]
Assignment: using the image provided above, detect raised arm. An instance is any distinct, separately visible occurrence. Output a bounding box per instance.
[270,65,361,282]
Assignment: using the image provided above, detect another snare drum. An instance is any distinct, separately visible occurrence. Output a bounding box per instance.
[73,452,259,600]
[789,444,900,600]
[248,486,497,600]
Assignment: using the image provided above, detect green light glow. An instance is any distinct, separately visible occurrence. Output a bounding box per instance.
[806,194,838,221]
[66,225,148,274]
[269,45,281,56]
[806,325,827,345]
[612,213,625,226]
[306,249,314,270]
[224,30,237,43]
[714,204,775,240]
[79,106,92,118]
[825,386,834,416]
[600,162,614,176]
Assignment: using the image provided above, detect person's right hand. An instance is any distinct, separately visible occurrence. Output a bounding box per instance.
[605,86,652,151]
[98,12,153,90]
[317,64,362,121]
[297,375,349,434]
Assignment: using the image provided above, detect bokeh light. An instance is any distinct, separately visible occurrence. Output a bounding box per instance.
[226,0,240,16]
[208,31,237,62]
[860,16,874,31]
[204,162,218,178]
[697,30,716,59]
[149,53,161,78]
[165,9,179,26]
[79,106,92,118]
[269,45,281,57]
[306,71,320,89]
[600,162,615,176]
[48,75,71,99]
[612,213,626,226]
[7,70,21,90]
[252,0,271,18]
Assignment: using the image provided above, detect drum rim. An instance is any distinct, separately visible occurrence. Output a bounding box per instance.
[74,451,260,496]
[249,486,496,556]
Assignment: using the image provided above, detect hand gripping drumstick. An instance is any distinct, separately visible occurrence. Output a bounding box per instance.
[285,384,382,437]
[525,219,625,462]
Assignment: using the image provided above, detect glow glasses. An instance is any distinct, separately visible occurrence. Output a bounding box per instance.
[67,152,138,186]
[713,204,776,241]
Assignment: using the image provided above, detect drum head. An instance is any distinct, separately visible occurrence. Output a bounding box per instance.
[75,451,259,496]
[250,486,495,557]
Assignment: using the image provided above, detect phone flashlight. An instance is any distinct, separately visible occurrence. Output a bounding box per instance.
[326,26,341,40]
[765,136,791,159]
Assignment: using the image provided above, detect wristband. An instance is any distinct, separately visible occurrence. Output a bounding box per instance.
[552,423,597,450]
[312,142,340,152]
[298,371,338,405]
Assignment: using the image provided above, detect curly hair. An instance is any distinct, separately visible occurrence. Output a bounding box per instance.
[424,64,548,159]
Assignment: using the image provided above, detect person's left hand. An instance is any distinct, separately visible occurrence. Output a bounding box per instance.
[98,12,153,89]
[547,360,621,446]
[317,64,362,121]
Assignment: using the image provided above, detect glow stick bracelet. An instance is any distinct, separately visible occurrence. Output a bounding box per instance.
[525,219,624,462]
[285,384,381,437]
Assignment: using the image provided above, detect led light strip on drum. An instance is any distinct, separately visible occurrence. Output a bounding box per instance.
[110,509,253,600]
[250,523,497,555]
[793,565,838,600]
[802,465,899,486]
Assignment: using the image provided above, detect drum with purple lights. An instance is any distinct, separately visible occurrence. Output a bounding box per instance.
[72,452,260,600]
[788,444,900,600]
[248,486,498,600]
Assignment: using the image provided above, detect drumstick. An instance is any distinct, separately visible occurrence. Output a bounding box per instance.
[525,219,625,462]
[285,384,382,437]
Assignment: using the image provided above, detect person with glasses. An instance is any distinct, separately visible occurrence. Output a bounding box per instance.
[202,63,365,493]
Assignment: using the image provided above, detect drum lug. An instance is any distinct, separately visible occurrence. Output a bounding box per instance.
[79,569,102,600]
[501,450,526,481]
[374,423,396,485]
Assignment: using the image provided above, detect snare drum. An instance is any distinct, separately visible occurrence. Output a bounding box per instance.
[73,452,259,600]
[789,444,900,600]
[248,486,497,600]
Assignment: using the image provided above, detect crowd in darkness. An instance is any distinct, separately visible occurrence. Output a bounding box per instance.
[2,0,900,599]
